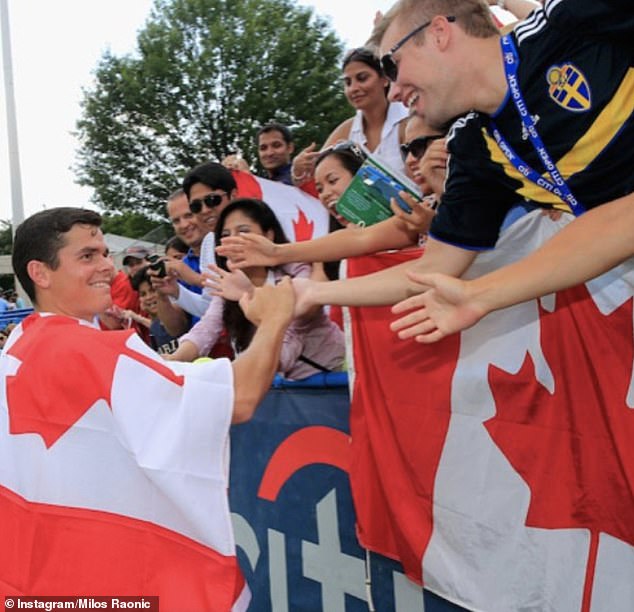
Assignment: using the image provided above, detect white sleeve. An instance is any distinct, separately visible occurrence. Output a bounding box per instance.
[172,284,212,318]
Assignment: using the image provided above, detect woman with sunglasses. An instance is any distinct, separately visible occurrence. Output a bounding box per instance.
[217,115,446,273]
[400,114,446,195]
[291,47,409,186]
[166,198,345,380]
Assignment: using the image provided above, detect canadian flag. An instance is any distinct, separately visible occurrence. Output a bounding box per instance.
[0,314,249,611]
[232,171,329,242]
[347,211,634,611]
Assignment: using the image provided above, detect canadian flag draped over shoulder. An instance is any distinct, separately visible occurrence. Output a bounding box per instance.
[0,314,249,611]
[346,211,634,612]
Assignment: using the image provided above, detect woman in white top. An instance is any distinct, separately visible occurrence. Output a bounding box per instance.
[292,47,409,184]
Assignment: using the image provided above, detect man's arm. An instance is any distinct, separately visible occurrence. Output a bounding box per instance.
[396,192,634,342]
[295,237,477,310]
[150,272,191,337]
[230,277,295,423]
[166,257,204,288]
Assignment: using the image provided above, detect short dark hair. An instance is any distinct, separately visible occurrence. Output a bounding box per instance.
[182,162,237,199]
[12,207,102,302]
[130,265,152,291]
[256,123,293,146]
[164,234,189,255]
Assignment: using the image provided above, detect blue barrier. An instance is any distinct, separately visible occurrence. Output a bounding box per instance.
[272,371,349,388]
[229,385,467,612]
[0,308,33,327]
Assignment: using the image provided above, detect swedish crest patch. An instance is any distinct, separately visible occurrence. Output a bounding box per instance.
[546,63,592,112]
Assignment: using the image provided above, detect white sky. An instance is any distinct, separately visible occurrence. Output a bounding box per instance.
[0,0,396,224]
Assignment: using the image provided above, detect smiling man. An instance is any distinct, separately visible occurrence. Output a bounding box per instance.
[294,0,634,339]
[369,0,634,340]
[1,207,295,608]
[154,162,239,330]
[256,123,295,185]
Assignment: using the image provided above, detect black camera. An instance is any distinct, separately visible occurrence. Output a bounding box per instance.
[146,254,167,278]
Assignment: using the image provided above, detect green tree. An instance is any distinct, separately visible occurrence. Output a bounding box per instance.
[75,0,351,217]
[0,220,12,255]
[101,211,170,240]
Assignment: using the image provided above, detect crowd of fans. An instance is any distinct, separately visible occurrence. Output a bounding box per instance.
[8,0,626,386]
[94,30,459,376]
[4,0,632,607]
[76,0,570,383]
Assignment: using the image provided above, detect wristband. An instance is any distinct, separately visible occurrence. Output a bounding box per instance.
[292,170,309,184]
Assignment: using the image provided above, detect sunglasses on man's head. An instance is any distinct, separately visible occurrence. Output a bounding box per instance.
[400,134,444,161]
[381,16,456,82]
[189,193,225,214]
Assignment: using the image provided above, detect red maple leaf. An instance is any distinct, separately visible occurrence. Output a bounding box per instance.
[292,208,315,242]
[6,314,184,449]
[486,284,634,611]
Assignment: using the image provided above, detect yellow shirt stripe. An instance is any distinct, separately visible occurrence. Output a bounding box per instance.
[483,68,634,211]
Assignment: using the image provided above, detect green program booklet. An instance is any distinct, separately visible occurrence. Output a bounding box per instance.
[335,152,423,227]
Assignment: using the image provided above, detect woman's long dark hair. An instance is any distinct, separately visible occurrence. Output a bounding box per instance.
[215,198,289,353]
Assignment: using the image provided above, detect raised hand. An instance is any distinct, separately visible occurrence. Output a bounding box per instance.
[390,271,485,343]
[148,266,180,297]
[240,276,295,328]
[204,264,254,301]
[291,142,320,185]
[390,193,436,235]
[215,233,280,269]
[418,138,448,197]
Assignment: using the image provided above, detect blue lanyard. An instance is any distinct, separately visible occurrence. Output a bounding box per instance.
[490,35,584,215]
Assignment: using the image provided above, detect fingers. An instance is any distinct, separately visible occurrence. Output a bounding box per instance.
[203,265,226,294]
[390,195,436,233]
[206,263,223,275]
[391,293,426,318]
[414,329,446,344]
[390,308,436,339]
[292,143,320,182]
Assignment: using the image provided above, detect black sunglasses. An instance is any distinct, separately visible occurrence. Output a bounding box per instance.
[400,134,444,161]
[381,16,456,82]
[189,193,225,214]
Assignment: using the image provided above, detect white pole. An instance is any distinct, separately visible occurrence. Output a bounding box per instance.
[1,0,25,231]
[1,0,29,304]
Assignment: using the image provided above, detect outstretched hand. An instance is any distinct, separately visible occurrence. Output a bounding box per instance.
[240,276,295,328]
[204,264,254,301]
[215,233,279,268]
[390,271,486,343]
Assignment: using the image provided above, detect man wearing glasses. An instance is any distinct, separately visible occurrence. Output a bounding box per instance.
[152,164,238,336]
[296,0,633,341]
